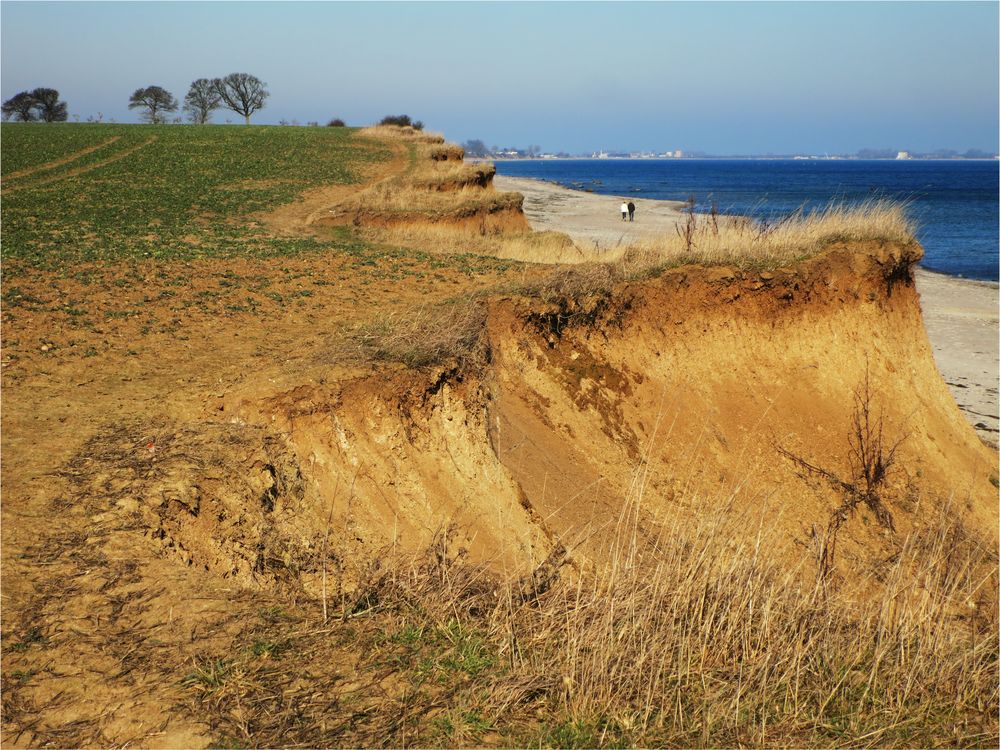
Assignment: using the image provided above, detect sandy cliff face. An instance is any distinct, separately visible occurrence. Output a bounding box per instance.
[204,240,996,589]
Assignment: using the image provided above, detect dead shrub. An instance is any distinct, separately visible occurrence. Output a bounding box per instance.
[778,362,907,580]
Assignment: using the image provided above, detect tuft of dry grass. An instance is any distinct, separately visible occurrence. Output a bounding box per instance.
[347,301,490,369]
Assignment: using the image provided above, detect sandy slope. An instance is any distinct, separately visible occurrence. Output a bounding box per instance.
[495,174,999,445]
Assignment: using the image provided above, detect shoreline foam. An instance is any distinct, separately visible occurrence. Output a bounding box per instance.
[495,174,999,445]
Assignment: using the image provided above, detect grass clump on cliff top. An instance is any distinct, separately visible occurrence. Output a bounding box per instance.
[348,300,490,369]
[663,198,916,263]
[608,199,917,270]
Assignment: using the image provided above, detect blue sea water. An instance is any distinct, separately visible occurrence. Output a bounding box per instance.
[494,159,999,282]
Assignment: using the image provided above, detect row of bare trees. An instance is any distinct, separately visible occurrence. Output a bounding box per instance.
[128,73,269,125]
[2,88,68,122]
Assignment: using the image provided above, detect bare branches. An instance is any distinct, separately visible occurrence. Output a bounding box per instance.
[675,195,697,252]
[183,78,221,125]
[778,360,907,579]
[213,73,269,125]
[3,88,68,122]
[848,364,904,519]
[128,85,178,124]
[29,88,67,122]
[2,91,37,122]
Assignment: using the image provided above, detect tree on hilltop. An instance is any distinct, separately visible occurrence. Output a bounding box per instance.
[30,88,68,122]
[213,73,268,125]
[2,92,38,121]
[184,78,222,124]
[128,85,178,124]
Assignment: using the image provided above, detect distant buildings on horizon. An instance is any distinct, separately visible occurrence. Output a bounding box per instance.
[479,144,998,161]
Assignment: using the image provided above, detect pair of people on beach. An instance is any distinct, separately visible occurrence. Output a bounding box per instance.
[620,201,636,222]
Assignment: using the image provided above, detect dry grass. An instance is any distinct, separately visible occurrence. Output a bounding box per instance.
[338,261,627,370]
[410,161,495,191]
[346,301,490,369]
[529,199,917,268]
[354,124,916,273]
[356,128,916,270]
[375,223,583,263]
[359,124,446,144]
[344,182,521,216]
[179,495,997,748]
[342,130,527,228]
[502,499,997,747]
[428,143,466,161]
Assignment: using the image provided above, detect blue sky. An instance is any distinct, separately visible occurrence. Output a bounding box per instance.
[2,1,998,154]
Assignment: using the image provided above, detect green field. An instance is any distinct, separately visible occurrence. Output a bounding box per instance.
[1,123,392,270]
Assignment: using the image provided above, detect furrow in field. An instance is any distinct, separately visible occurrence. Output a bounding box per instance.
[2,136,122,181]
[2,136,158,194]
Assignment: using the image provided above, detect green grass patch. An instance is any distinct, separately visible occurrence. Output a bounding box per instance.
[1,123,391,270]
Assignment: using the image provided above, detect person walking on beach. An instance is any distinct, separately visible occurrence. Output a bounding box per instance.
[627,201,636,222]
[621,201,628,221]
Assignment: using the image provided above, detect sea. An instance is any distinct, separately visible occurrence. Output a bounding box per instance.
[493,159,999,282]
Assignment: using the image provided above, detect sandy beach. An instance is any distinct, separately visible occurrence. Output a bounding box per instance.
[496,174,999,445]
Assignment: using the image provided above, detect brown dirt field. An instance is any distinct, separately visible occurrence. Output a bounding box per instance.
[3,136,996,746]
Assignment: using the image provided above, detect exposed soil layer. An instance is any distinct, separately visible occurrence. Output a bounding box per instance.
[217,241,996,576]
[499,173,1000,446]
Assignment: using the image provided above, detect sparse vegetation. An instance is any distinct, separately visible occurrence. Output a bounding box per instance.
[779,363,908,580]
[170,501,996,748]
[349,299,490,368]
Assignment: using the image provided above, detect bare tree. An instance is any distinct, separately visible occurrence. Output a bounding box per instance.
[30,88,68,122]
[2,91,37,122]
[128,85,178,124]
[183,78,221,124]
[213,73,268,125]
